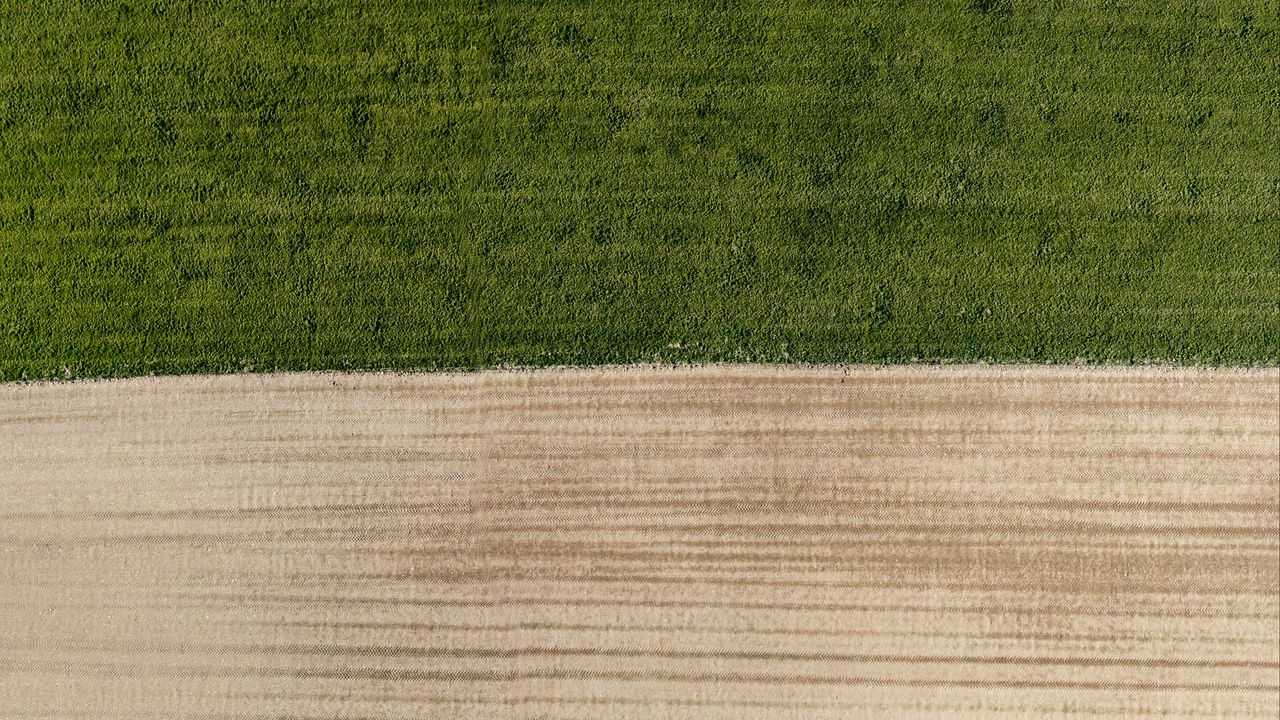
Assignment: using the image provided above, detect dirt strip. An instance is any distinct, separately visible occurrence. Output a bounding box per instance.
[2,365,1277,719]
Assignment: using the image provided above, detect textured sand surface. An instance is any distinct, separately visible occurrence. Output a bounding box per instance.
[1,365,1277,719]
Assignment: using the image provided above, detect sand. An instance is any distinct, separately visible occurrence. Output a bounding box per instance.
[1,365,1277,719]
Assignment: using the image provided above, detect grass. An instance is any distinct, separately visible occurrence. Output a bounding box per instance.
[0,0,1276,380]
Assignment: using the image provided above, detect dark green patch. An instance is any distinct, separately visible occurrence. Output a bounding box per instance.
[0,0,1275,380]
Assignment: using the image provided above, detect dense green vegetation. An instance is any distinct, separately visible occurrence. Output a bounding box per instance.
[0,0,1276,379]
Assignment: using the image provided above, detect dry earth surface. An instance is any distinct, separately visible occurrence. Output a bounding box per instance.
[1,365,1277,719]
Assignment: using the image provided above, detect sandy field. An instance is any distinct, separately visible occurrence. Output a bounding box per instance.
[1,365,1277,719]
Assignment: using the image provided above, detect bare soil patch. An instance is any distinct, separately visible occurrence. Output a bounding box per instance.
[2,365,1277,718]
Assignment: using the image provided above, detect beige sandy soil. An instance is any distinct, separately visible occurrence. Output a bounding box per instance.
[1,365,1277,719]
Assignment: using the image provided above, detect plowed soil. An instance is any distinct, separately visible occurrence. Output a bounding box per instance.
[2,365,1277,718]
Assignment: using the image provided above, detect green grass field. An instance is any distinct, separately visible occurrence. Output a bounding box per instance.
[1,0,1276,379]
